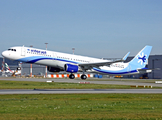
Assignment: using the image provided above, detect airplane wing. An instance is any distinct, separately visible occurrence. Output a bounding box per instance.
[78,59,125,70]
[78,52,129,70]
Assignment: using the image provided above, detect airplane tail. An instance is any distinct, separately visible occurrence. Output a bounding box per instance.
[5,63,14,73]
[5,63,10,70]
[129,46,152,69]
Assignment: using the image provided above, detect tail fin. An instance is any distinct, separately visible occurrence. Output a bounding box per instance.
[5,63,9,70]
[5,63,13,73]
[129,46,152,68]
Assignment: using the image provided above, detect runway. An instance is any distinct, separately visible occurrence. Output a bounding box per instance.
[0,89,162,94]
[1,77,162,87]
[0,77,162,94]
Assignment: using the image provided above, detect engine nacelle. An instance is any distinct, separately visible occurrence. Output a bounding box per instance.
[47,66,61,72]
[64,64,79,73]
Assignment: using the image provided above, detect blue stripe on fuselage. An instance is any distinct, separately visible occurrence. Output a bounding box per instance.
[26,57,53,63]
[93,67,138,75]
[17,56,78,64]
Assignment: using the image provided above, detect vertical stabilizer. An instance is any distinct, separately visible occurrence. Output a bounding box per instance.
[129,46,152,68]
[5,63,14,73]
[5,63,9,70]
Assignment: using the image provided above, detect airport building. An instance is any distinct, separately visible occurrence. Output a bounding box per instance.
[0,55,162,79]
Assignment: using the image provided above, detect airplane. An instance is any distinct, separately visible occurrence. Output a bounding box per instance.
[1,45,152,79]
[0,62,21,76]
[5,63,21,76]
[4,63,14,73]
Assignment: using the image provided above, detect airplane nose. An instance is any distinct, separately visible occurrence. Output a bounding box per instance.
[2,51,7,57]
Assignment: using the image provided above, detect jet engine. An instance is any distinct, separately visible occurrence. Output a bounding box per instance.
[64,64,79,73]
[47,66,61,72]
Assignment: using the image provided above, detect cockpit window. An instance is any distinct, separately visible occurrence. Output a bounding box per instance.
[8,49,16,52]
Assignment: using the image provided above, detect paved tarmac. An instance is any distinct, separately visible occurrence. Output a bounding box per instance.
[0,89,162,94]
[1,77,162,87]
[0,77,162,94]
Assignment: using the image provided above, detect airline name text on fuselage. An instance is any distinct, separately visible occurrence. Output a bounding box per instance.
[110,64,124,68]
[27,49,47,54]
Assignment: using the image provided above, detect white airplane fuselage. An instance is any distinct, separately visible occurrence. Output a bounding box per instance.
[2,46,152,79]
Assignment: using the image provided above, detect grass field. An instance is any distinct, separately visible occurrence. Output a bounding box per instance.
[0,80,160,89]
[0,94,162,120]
[0,79,162,119]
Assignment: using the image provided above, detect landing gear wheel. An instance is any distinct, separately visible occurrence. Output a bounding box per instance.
[69,74,75,79]
[81,74,87,80]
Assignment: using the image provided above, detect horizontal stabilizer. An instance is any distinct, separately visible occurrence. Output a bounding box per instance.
[138,68,160,73]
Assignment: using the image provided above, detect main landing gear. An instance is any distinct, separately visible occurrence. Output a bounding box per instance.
[69,73,75,79]
[81,74,87,80]
[69,73,87,80]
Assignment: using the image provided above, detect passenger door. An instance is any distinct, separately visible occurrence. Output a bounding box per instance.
[21,46,26,56]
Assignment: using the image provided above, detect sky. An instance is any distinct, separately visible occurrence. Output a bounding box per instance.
[0,0,162,58]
